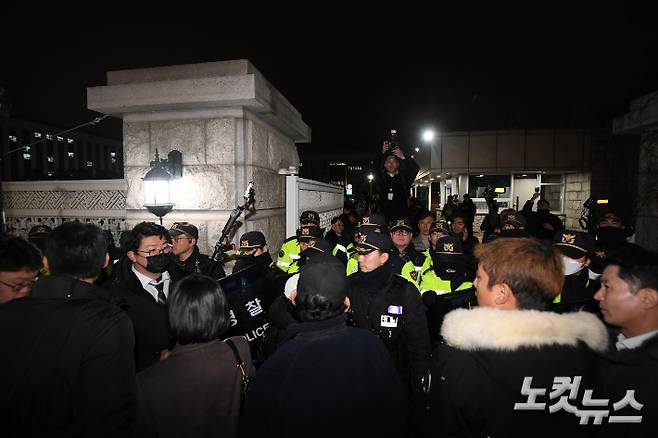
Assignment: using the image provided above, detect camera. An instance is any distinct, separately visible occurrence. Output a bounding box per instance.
[580,196,610,233]
[482,185,496,203]
[387,129,399,151]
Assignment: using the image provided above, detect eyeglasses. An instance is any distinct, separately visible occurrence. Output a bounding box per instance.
[136,244,173,257]
[171,236,192,242]
[0,278,37,292]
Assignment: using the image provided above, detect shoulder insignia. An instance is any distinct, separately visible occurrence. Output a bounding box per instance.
[410,270,418,281]
[279,250,285,257]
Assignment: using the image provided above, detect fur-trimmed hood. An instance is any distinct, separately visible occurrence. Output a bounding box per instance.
[441,307,608,353]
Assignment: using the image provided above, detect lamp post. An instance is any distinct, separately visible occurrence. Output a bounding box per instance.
[143,149,182,225]
[367,173,374,198]
[422,129,435,143]
[422,129,437,210]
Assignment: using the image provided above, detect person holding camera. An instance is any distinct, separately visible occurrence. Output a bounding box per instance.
[374,139,420,223]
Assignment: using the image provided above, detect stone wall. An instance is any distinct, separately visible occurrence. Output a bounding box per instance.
[2,180,128,244]
[589,131,639,226]
[635,128,658,249]
[564,173,591,230]
[89,60,311,256]
[122,113,299,256]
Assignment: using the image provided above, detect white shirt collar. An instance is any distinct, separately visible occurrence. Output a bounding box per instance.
[616,330,658,351]
[131,265,170,301]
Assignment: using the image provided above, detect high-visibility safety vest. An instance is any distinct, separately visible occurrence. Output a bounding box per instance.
[419,269,473,295]
[346,255,359,276]
[277,237,301,273]
[400,259,424,288]
[421,248,433,273]
[333,242,353,257]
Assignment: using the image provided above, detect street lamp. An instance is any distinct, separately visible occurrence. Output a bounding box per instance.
[367,173,374,198]
[422,129,435,143]
[143,149,183,225]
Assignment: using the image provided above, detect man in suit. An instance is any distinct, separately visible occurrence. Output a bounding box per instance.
[111,221,183,371]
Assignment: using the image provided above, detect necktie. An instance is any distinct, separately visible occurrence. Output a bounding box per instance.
[152,277,166,305]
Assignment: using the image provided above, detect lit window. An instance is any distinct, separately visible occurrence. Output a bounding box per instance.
[47,171,54,177]
[67,138,74,144]
[34,132,42,138]
[23,153,31,160]
[46,134,54,140]
[47,156,54,163]
[67,152,75,158]
[86,161,93,167]
[8,135,17,142]
[111,158,117,164]
[110,152,116,158]
[56,136,64,142]
[24,146,30,152]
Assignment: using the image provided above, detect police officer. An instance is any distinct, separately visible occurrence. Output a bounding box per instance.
[551,230,598,309]
[233,231,289,313]
[346,230,430,433]
[388,218,427,287]
[499,213,530,238]
[27,224,52,253]
[27,225,52,277]
[169,222,225,280]
[336,213,388,275]
[276,211,321,273]
[287,227,324,274]
[419,235,474,348]
[233,231,282,275]
[419,236,474,298]
[419,220,451,273]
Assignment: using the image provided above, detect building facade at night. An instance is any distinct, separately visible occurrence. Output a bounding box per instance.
[0,116,123,181]
[411,128,638,231]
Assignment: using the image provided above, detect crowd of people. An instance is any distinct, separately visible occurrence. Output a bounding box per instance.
[0,141,656,437]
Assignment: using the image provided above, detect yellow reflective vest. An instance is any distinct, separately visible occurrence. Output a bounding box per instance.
[419,269,473,295]
[277,236,301,273]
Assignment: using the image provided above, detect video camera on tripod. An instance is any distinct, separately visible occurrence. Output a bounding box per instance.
[579,196,608,233]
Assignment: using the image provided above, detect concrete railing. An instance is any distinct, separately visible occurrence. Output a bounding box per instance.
[285,176,343,236]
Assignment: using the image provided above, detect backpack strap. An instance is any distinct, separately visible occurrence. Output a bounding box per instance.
[225,338,250,411]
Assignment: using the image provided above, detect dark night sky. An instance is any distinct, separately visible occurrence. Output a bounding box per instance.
[2,2,658,156]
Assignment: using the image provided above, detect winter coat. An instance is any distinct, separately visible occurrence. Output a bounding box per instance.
[240,314,403,438]
[428,307,608,438]
[375,153,420,222]
[137,337,254,438]
[1,277,136,437]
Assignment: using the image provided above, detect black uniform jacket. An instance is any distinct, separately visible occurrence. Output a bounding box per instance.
[177,246,226,280]
[347,271,431,392]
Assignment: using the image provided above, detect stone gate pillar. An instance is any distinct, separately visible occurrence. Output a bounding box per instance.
[87,60,310,255]
[613,90,658,251]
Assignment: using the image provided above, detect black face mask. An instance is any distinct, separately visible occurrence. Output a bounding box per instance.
[596,227,626,247]
[145,253,173,273]
[433,259,466,280]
